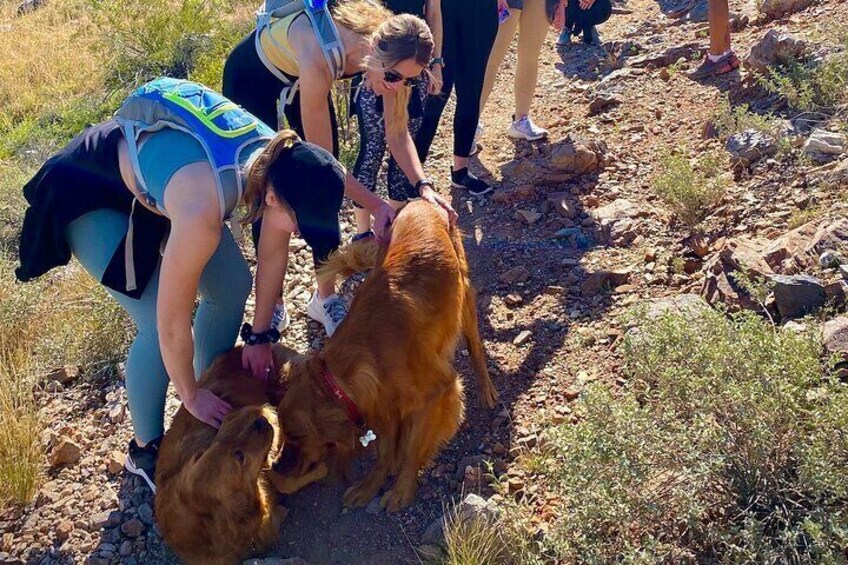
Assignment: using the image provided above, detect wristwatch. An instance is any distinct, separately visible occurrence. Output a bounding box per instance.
[415,179,435,194]
[240,323,281,346]
[430,57,445,68]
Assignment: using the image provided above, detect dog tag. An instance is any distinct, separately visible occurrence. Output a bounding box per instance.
[359,429,376,447]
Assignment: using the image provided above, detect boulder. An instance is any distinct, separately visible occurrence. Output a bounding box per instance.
[588,94,622,114]
[590,199,646,246]
[803,128,847,163]
[547,134,608,175]
[745,30,809,75]
[726,129,778,166]
[701,238,774,311]
[772,274,826,319]
[759,0,814,19]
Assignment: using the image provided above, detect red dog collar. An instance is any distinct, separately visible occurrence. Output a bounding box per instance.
[318,359,376,447]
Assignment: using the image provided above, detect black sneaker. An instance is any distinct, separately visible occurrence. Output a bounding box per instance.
[125,437,161,494]
[451,167,493,197]
[583,26,601,45]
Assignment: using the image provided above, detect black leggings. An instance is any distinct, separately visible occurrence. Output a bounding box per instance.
[222,31,342,259]
[416,0,498,161]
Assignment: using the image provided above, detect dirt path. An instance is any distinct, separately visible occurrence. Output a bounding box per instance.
[4,0,846,561]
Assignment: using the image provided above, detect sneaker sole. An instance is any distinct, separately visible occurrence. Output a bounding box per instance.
[506,130,548,142]
[125,456,157,494]
[450,182,494,196]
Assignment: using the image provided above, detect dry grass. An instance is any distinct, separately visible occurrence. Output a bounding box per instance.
[0,0,105,132]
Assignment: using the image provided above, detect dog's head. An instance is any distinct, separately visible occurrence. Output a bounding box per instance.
[186,405,281,497]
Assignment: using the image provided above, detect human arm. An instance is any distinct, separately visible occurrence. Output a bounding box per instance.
[242,206,295,380]
[424,0,444,93]
[297,54,337,153]
[383,93,457,224]
[157,194,232,427]
[579,0,596,10]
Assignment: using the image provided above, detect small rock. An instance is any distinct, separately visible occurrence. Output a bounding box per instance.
[491,185,536,204]
[759,0,814,19]
[119,540,133,557]
[50,438,82,468]
[504,294,523,307]
[16,0,45,16]
[56,520,73,541]
[44,380,64,394]
[513,330,533,346]
[726,129,778,166]
[365,496,383,515]
[642,294,712,321]
[137,503,154,525]
[823,316,848,360]
[840,265,848,280]
[106,451,124,475]
[588,94,621,114]
[548,134,608,175]
[45,365,81,385]
[772,274,827,319]
[121,518,145,538]
[500,266,530,284]
[547,192,577,219]
[804,129,847,163]
[820,250,844,268]
[515,209,542,225]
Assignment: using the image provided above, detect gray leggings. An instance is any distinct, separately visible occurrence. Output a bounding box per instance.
[65,209,252,443]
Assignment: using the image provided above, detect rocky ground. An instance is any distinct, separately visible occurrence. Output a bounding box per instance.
[2,0,848,562]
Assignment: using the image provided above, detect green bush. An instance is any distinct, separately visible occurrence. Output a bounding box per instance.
[90,0,252,92]
[653,151,728,227]
[499,309,848,563]
[760,47,848,116]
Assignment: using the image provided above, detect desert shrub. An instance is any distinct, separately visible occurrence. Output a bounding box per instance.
[495,309,848,563]
[90,0,254,91]
[653,151,728,227]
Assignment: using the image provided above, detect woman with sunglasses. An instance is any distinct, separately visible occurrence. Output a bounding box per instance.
[350,9,448,241]
[223,0,454,342]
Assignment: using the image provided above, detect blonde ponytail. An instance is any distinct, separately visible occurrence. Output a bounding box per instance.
[242,129,300,224]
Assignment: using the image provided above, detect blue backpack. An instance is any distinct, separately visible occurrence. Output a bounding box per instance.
[115,77,275,220]
[113,77,274,291]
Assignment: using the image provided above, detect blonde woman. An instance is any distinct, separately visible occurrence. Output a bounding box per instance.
[223,0,452,332]
[478,0,550,142]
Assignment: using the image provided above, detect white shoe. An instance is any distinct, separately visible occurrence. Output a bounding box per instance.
[306,292,348,337]
[473,123,485,147]
[507,116,548,141]
[271,302,290,332]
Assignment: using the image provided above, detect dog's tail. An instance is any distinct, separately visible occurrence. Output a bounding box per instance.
[450,227,499,409]
[317,238,382,281]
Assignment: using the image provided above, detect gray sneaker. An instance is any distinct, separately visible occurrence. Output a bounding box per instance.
[507,116,548,141]
[271,302,290,332]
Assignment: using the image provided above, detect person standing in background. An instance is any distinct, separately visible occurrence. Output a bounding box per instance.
[416,0,500,197]
[689,0,739,78]
[350,0,444,240]
[478,0,550,143]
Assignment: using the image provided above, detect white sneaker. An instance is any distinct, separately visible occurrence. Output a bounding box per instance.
[271,302,290,332]
[507,116,548,141]
[306,292,348,337]
[473,123,485,147]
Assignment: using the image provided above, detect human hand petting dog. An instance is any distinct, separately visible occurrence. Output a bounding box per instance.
[242,343,275,382]
[372,202,397,242]
[182,387,232,429]
[419,184,458,226]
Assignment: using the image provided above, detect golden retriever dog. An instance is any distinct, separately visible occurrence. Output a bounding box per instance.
[270,200,498,512]
[156,346,294,565]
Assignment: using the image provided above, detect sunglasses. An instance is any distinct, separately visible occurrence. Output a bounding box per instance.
[383,69,416,86]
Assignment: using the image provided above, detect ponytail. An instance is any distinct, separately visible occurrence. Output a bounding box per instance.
[242,129,300,224]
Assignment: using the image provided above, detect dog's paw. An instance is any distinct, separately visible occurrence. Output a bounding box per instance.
[379,488,414,513]
[343,483,379,508]
[480,387,499,409]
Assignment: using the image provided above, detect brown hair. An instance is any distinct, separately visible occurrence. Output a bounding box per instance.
[363,14,434,135]
[241,129,300,225]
